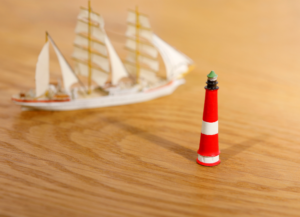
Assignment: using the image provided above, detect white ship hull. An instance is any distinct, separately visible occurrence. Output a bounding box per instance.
[13,79,185,111]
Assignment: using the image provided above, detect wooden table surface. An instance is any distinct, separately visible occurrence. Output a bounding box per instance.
[1,0,300,216]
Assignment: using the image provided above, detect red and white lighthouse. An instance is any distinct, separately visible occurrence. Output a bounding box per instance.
[197,71,220,166]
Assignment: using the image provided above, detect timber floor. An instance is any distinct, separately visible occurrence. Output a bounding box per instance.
[1,1,300,216]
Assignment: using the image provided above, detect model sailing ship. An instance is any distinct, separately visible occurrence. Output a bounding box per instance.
[12,2,194,111]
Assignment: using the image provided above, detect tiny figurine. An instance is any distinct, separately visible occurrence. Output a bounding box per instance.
[197,71,220,166]
[12,1,194,111]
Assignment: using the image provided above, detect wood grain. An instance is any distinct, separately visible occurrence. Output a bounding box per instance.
[1,0,300,216]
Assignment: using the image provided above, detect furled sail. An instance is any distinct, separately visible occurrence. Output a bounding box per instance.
[48,35,79,92]
[152,34,193,80]
[125,8,159,83]
[35,41,50,97]
[72,4,109,89]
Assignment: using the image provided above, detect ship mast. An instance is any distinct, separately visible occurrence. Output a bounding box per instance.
[45,32,48,43]
[72,1,110,91]
[124,8,159,85]
[87,0,92,94]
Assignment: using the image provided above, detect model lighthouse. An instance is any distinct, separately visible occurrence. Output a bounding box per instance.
[197,71,220,166]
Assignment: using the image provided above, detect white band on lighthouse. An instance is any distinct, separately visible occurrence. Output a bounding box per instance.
[201,121,218,135]
[198,154,219,164]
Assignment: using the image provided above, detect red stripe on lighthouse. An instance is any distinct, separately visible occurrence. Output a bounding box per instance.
[203,89,218,122]
[198,134,220,157]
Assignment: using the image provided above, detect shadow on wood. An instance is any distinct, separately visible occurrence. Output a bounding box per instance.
[221,135,268,162]
[102,116,197,162]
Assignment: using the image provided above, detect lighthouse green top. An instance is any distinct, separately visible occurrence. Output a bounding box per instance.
[207,71,218,79]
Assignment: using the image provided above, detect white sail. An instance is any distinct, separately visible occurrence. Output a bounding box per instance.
[48,36,79,92]
[126,25,153,41]
[140,68,158,83]
[124,62,157,84]
[125,9,160,84]
[92,54,110,72]
[124,62,135,75]
[74,34,107,56]
[152,34,193,80]
[35,41,50,97]
[76,62,108,86]
[72,46,109,72]
[73,6,111,89]
[127,11,151,28]
[125,38,157,58]
[75,20,105,42]
[91,41,107,56]
[73,46,88,60]
[140,56,159,71]
[78,7,104,27]
[126,52,159,71]
[104,34,128,85]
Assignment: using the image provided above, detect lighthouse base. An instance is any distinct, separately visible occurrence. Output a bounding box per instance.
[197,154,220,166]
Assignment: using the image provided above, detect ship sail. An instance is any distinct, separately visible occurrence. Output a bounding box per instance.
[124,8,159,83]
[75,61,108,86]
[48,35,79,92]
[74,34,107,56]
[35,41,50,97]
[77,7,104,28]
[152,34,193,80]
[73,46,109,71]
[125,38,157,58]
[35,33,79,97]
[72,3,109,91]
[104,34,128,85]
